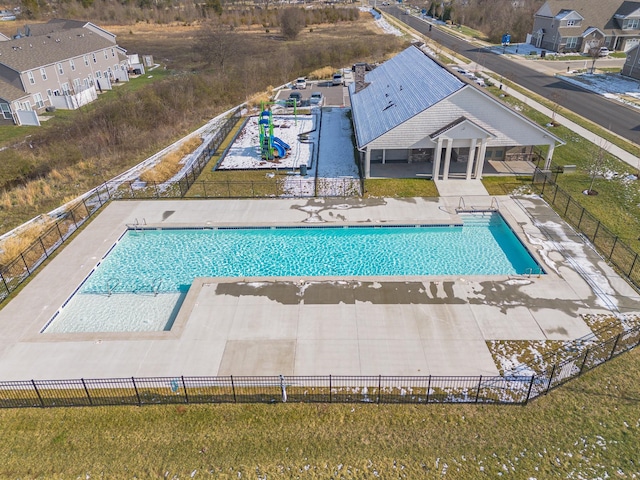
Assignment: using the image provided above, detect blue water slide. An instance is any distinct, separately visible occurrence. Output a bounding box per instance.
[272,136,290,151]
[271,137,286,158]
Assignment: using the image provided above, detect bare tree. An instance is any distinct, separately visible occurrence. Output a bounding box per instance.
[197,23,239,72]
[280,8,306,40]
[587,38,607,74]
[585,140,609,195]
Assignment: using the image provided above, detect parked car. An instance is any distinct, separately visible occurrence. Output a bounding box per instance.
[295,77,307,89]
[332,72,344,86]
[598,47,610,57]
[309,91,323,106]
[287,91,302,107]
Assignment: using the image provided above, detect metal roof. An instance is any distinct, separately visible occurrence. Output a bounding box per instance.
[349,45,464,147]
[0,27,116,73]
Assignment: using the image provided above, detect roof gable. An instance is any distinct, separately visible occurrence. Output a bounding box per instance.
[349,45,464,147]
[430,117,495,140]
[556,10,584,21]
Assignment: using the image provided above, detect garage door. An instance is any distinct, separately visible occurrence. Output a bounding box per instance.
[625,38,640,52]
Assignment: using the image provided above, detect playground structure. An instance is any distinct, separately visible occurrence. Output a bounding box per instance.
[259,108,291,161]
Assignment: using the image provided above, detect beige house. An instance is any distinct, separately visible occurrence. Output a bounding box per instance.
[531,0,640,53]
[0,19,129,126]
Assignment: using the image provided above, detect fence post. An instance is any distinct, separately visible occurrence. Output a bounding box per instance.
[579,348,590,374]
[82,198,89,219]
[377,375,381,405]
[20,253,30,274]
[592,221,601,243]
[81,378,92,406]
[154,182,160,199]
[181,376,189,404]
[524,375,535,405]
[575,208,584,231]
[132,377,141,406]
[329,375,332,403]
[31,379,44,407]
[564,197,571,217]
[610,237,618,259]
[426,376,431,404]
[628,254,638,278]
[609,333,622,360]
[545,364,557,394]
[0,272,9,296]
[540,172,547,195]
[475,376,483,403]
[231,375,236,403]
[39,237,48,259]
[55,222,64,243]
[551,184,558,205]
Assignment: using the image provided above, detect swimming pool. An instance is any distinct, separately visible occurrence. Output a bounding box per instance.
[44,212,541,333]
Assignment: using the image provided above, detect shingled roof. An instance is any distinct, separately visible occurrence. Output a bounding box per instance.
[0,28,116,73]
[537,0,640,36]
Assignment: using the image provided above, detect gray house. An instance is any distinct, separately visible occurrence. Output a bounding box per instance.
[348,45,563,181]
[531,0,640,53]
[0,19,129,126]
[622,43,640,78]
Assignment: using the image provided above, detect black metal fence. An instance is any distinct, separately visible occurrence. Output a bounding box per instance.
[1,319,639,408]
[531,166,640,292]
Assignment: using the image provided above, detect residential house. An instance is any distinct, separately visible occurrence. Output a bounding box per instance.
[531,0,640,53]
[621,43,640,78]
[0,19,129,126]
[348,45,563,181]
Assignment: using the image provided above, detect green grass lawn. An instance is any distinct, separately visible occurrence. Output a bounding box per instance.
[0,348,638,477]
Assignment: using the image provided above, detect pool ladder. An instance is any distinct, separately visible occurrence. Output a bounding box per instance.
[128,218,147,233]
[106,279,121,297]
[456,196,499,213]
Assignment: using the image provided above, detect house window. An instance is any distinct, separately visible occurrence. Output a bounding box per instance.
[0,103,11,119]
[73,78,81,91]
[33,93,44,109]
[61,83,70,94]
[69,59,75,71]
[40,68,47,80]
[104,50,108,59]
[22,101,32,111]
[111,47,115,57]
[565,37,579,49]
[84,55,89,66]
[566,20,575,27]
[624,18,640,30]
[92,53,97,63]
[83,78,88,88]
[46,89,52,97]
[96,70,102,78]
[27,71,35,85]
[57,63,64,75]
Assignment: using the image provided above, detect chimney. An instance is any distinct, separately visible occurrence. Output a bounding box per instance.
[354,64,369,93]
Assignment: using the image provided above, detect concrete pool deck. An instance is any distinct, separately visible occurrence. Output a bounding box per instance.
[1,196,639,380]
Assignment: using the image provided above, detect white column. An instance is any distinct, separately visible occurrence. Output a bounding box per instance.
[466,138,477,180]
[382,149,386,165]
[442,139,453,181]
[474,139,488,178]
[544,143,555,170]
[433,137,443,180]
[365,149,371,178]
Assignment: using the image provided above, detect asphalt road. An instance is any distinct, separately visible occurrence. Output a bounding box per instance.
[384,7,640,145]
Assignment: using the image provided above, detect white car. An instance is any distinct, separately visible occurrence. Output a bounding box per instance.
[332,73,344,86]
[295,77,307,89]
[309,91,323,106]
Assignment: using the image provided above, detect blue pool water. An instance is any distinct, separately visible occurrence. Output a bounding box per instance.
[44,212,542,333]
[82,212,540,295]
